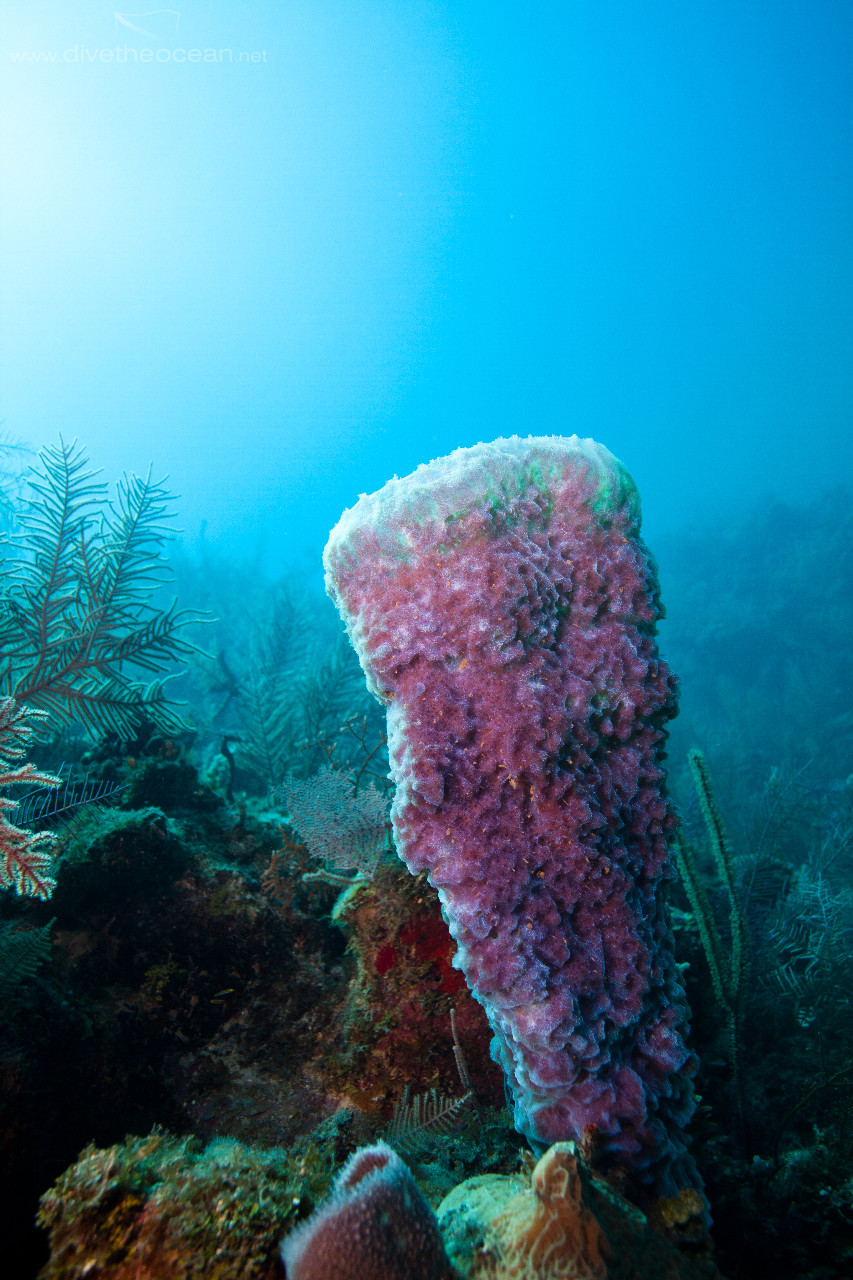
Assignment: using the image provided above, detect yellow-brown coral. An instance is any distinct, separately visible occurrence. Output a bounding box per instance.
[437,1144,722,1280]
[647,1187,710,1249]
[469,1144,609,1279]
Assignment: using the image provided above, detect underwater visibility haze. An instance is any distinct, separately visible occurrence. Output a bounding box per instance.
[0,2,852,1278]
[2,0,852,554]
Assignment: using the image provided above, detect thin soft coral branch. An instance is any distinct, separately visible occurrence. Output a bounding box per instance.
[0,697,60,899]
[0,815,57,898]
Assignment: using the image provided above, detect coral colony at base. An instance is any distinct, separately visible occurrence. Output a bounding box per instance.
[324,435,700,1205]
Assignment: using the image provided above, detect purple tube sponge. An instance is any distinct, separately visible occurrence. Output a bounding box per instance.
[280,1142,456,1280]
[324,436,698,1202]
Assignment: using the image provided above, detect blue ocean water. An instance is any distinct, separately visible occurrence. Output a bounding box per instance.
[1,0,851,562]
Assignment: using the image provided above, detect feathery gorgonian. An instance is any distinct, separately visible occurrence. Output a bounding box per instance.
[0,439,200,738]
[0,696,59,899]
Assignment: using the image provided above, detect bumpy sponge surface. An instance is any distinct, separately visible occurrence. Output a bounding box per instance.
[280,1142,455,1280]
[324,436,698,1201]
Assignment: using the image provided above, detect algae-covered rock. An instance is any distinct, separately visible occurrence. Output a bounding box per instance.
[37,1129,299,1280]
[126,758,223,814]
[51,806,190,918]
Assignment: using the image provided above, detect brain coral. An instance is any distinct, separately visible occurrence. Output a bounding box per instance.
[324,436,700,1204]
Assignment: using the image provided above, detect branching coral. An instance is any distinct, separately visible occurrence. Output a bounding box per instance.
[674,750,749,1113]
[0,696,59,898]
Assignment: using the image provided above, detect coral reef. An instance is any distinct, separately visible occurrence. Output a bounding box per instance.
[330,863,504,1115]
[438,1142,718,1280]
[0,734,510,1274]
[281,1140,457,1279]
[38,1132,718,1280]
[37,1129,298,1279]
[2,449,851,1279]
[324,436,697,1204]
[0,745,348,1273]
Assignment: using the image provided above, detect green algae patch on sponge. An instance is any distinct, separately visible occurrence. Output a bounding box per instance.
[323,435,699,1208]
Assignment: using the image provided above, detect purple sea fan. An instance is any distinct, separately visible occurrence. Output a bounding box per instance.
[323,435,701,1206]
[278,767,388,881]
